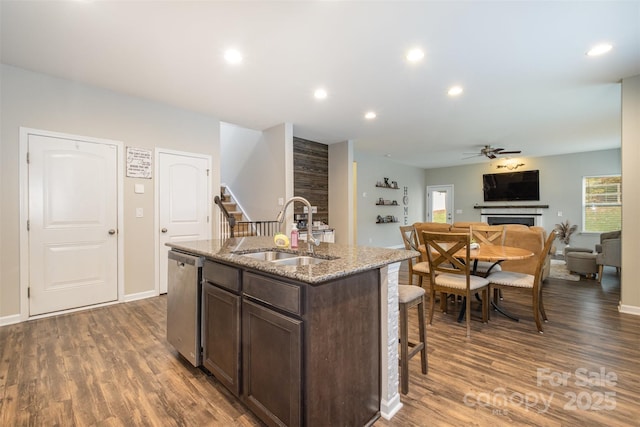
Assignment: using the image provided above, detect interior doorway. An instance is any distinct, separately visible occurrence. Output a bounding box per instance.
[156,149,211,294]
[426,185,454,224]
[20,128,124,317]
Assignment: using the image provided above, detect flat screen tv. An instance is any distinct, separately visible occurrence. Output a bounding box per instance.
[483,170,540,202]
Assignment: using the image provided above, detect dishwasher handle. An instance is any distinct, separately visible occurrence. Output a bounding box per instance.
[168,250,204,267]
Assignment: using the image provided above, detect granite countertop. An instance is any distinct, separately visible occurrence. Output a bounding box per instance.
[167,236,417,285]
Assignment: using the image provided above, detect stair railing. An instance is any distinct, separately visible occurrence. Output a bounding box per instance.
[235,220,280,237]
[215,195,279,239]
[214,195,236,238]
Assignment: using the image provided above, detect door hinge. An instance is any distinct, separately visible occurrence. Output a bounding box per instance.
[28,287,30,298]
[27,220,30,231]
[26,152,30,164]
[206,169,210,177]
[207,215,210,223]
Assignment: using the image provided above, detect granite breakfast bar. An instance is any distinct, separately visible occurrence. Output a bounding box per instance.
[167,236,417,426]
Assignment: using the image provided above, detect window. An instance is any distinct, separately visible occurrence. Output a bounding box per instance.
[583,175,621,233]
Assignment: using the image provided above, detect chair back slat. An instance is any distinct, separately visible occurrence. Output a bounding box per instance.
[534,230,557,287]
[399,225,420,252]
[471,224,505,246]
[422,231,470,277]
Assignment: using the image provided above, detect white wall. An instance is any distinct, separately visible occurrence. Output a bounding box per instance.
[0,64,221,318]
[354,151,427,247]
[220,122,291,222]
[621,74,640,312]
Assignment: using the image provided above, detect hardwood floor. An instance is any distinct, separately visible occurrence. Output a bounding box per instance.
[1,264,638,426]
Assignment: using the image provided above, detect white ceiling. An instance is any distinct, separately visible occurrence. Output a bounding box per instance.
[2,1,639,168]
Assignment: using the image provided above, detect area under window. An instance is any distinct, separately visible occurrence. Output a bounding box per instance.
[583,175,621,233]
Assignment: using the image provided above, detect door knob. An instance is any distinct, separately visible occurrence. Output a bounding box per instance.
[108,229,116,235]
[161,228,168,233]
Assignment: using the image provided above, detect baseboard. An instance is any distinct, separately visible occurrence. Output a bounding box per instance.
[618,303,640,316]
[123,289,159,302]
[380,394,403,420]
[0,313,22,327]
[1,291,159,327]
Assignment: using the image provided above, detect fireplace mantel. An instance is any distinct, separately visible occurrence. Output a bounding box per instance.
[476,205,548,227]
[473,204,549,209]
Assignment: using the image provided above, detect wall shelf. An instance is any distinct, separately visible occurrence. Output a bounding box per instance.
[375,179,400,223]
[375,177,399,189]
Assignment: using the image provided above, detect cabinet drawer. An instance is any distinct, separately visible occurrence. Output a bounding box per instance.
[203,261,241,293]
[244,272,302,316]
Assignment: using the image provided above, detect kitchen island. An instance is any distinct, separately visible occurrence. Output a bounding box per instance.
[167,236,416,426]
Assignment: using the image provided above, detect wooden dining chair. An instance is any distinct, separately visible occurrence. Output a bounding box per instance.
[470,224,506,277]
[422,231,490,338]
[486,231,557,333]
[399,225,430,288]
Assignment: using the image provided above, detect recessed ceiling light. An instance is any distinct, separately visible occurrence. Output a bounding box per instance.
[587,43,613,57]
[224,49,243,64]
[406,48,424,63]
[365,111,377,120]
[314,88,328,100]
[448,86,464,96]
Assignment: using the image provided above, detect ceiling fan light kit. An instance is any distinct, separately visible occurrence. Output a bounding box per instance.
[464,145,523,160]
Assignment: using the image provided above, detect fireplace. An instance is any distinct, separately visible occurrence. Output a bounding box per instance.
[486,215,536,226]
[476,205,547,227]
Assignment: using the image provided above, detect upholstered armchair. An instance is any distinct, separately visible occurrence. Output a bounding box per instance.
[596,230,621,283]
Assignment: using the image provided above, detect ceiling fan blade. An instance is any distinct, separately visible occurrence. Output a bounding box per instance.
[487,153,497,159]
[496,150,522,155]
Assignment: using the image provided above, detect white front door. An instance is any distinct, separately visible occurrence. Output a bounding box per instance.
[28,134,119,316]
[426,184,454,224]
[157,150,211,294]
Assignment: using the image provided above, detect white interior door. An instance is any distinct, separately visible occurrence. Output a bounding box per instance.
[426,185,454,224]
[158,151,211,294]
[28,134,119,316]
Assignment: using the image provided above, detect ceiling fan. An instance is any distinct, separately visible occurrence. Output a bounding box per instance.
[464,145,522,160]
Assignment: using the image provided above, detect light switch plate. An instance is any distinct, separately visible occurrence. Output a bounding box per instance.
[134,184,145,194]
[136,208,144,218]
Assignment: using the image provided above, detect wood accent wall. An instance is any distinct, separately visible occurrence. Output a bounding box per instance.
[293,137,329,224]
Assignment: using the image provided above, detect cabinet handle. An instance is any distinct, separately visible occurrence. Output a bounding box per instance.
[108,229,116,235]
[161,228,168,233]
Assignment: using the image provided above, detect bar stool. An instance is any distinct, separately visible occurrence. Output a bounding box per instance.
[398,284,428,394]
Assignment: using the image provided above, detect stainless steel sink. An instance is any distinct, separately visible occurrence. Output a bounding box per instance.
[270,256,327,266]
[238,251,299,261]
[233,250,335,266]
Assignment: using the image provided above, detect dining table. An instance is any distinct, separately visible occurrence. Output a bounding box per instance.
[420,242,535,321]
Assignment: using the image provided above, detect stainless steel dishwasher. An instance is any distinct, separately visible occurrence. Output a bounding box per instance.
[167,249,203,367]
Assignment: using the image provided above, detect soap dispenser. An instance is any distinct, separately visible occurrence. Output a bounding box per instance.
[290,224,299,249]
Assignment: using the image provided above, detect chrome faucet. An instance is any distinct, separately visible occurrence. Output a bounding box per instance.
[276,196,321,253]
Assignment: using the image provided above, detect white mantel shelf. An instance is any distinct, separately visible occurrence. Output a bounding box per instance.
[474,204,549,209]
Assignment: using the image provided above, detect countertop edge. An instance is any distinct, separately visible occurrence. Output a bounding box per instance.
[167,237,417,284]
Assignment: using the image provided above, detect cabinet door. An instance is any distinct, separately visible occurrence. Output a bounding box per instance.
[242,299,302,427]
[202,282,241,396]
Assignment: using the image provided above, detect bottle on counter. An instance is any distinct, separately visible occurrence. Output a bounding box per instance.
[290,224,299,249]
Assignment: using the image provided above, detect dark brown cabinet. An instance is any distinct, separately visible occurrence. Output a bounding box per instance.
[202,282,241,396]
[201,260,380,427]
[242,270,380,427]
[202,261,242,396]
[242,299,302,427]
